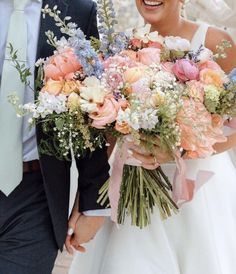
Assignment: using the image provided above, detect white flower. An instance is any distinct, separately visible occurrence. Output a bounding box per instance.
[55,36,70,49]
[133,24,163,45]
[164,36,191,51]
[80,76,106,113]
[133,24,151,42]
[35,92,67,118]
[197,47,214,62]
[35,58,45,67]
[148,31,164,44]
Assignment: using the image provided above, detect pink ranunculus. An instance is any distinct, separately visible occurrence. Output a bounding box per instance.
[172,59,199,82]
[198,60,222,72]
[106,71,124,90]
[89,95,121,129]
[177,99,226,159]
[44,48,81,81]
[186,80,205,103]
[137,48,161,65]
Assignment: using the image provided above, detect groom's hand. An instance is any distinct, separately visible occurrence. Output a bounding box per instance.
[70,215,105,252]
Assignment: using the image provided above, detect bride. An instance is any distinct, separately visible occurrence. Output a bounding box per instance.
[69,1,236,273]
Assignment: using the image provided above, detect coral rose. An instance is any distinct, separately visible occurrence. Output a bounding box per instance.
[89,95,121,129]
[172,59,199,82]
[44,48,81,81]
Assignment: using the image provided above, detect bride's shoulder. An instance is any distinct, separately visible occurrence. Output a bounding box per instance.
[205,26,236,73]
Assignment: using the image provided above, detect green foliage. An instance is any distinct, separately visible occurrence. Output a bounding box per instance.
[8,43,32,86]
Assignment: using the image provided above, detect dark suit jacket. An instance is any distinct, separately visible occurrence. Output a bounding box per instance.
[36,0,110,250]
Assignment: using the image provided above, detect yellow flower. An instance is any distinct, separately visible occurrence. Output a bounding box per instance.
[62,80,81,95]
[67,92,80,111]
[41,79,64,95]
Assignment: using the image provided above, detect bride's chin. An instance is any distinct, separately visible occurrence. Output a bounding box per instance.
[142,14,162,26]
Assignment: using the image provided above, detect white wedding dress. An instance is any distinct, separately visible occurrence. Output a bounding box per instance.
[69,24,236,274]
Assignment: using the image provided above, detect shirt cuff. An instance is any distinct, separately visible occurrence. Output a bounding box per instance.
[83,209,111,217]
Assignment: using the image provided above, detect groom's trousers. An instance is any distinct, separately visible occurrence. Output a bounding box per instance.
[0,170,58,274]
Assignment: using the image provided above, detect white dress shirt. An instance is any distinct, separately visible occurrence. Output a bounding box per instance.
[0,0,42,162]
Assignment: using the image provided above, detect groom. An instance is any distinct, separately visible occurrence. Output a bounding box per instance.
[0,0,109,273]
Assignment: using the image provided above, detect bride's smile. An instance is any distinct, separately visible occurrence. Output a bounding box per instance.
[136,0,184,28]
[142,0,164,9]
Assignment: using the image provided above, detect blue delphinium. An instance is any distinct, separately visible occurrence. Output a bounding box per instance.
[69,29,104,78]
[97,0,128,58]
[228,68,236,83]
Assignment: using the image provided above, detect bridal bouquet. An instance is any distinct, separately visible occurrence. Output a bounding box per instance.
[93,5,236,227]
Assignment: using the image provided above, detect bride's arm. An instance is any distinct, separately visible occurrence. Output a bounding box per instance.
[206,27,236,74]
[205,28,236,153]
[213,133,236,154]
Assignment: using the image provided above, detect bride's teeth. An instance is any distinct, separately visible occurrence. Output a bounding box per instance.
[143,0,162,6]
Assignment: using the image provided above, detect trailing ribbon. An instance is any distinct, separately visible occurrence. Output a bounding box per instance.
[108,142,129,222]
[173,152,214,205]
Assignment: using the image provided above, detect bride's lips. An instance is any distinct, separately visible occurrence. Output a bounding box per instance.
[142,0,164,10]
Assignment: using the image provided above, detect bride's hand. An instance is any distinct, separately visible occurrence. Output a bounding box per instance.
[127,137,173,170]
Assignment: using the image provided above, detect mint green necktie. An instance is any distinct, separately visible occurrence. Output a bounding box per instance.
[0,0,30,196]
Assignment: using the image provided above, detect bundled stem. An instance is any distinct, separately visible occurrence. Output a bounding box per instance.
[99,165,179,228]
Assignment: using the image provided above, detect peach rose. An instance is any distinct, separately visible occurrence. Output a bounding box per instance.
[89,95,121,129]
[62,80,81,95]
[200,69,224,87]
[124,67,146,85]
[44,48,81,81]
[41,79,64,95]
[137,48,161,65]
[115,121,131,134]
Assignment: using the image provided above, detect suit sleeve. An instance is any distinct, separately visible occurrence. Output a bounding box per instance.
[86,2,99,40]
[76,145,110,212]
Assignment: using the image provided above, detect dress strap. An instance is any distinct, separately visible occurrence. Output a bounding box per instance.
[191,23,209,51]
